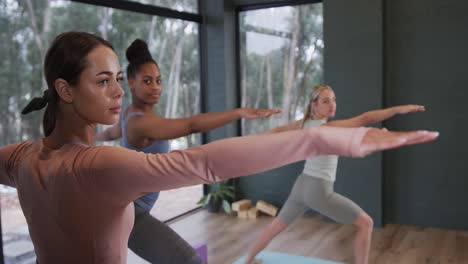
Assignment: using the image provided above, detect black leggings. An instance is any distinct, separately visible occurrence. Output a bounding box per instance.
[128,205,203,264]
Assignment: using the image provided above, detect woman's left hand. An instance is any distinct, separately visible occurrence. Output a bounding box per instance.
[396,104,425,114]
[238,108,282,119]
[357,127,438,157]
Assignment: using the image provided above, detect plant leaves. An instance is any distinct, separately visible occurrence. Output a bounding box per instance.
[222,200,232,214]
[203,193,212,207]
[197,195,206,205]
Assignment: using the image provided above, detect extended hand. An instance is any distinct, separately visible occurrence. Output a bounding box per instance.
[396,104,425,114]
[357,128,438,157]
[238,108,282,119]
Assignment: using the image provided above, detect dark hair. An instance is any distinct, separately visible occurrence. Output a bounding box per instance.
[126,39,158,79]
[21,31,114,136]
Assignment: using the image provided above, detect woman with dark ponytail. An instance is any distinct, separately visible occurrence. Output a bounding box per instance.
[0,31,438,264]
[95,39,284,263]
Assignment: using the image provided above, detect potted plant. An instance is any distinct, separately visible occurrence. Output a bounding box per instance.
[197,180,235,213]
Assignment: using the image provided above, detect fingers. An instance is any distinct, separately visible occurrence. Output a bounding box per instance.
[264,108,282,115]
[360,134,408,156]
[253,108,282,117]
[373,137,408,152]
[408,104,425,112]
[257,110,272,117]
[376,131,438,153]
[398,130,439,145]
[413,105,425,112]
[400,104,425,114]
[359,128,439,157]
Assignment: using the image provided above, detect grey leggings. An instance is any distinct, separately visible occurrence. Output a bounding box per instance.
[128,205,203,264]
[278,173,362,225]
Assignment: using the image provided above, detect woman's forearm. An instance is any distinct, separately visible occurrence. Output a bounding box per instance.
[362,107,400,125]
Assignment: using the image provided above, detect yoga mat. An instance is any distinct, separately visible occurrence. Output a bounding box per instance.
[233,251,345,264]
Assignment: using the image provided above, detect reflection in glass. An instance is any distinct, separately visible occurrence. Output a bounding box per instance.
[239,4,324,135]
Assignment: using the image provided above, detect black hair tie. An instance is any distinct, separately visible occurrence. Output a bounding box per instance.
[21,90,50,115]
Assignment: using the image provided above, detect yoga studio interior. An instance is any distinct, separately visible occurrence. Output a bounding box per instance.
[0,0,467,263]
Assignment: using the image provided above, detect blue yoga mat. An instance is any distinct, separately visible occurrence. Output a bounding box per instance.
[233,251,345,264]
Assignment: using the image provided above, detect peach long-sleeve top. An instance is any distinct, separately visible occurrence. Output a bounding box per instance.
[0,126,368,264]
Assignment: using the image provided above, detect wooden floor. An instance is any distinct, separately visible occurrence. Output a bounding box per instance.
[168,210,468,264]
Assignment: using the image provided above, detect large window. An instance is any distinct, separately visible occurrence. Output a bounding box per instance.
[0,0,202,263]
[239,3,324,135]
[132,0,198,13]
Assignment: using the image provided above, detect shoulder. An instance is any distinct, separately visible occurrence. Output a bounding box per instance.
[1,141,36,158]
[0,141,36,185]
[1,141,34,156]
[72,145,144,172]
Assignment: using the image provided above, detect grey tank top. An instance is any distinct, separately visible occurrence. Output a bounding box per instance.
[120,108,170,211]
[302,119,339,182]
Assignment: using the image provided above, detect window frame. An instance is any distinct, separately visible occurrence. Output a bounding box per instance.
[234,0,323,136]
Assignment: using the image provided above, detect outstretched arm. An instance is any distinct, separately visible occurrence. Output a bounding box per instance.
[261,120,302,134]
[326,105,425,128]
[78,126,438,206]
[134,108,281,140]
[94,122,122,142]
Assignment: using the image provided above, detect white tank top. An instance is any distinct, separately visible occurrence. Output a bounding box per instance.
[302,119,338,182]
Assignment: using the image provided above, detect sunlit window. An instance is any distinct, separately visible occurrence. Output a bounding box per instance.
[239,4,324,135]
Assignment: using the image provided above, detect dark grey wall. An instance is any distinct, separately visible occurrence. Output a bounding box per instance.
[324,0,384,226]
[384,0,468,230]
[237,163,305,208]
[204,0,468,230]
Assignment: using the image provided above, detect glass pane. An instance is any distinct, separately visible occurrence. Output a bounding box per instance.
[239,4,324,135]
[0,0,201,262]
[130,0,198,13]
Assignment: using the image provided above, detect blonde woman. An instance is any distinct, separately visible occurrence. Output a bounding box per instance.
[244,85,427,264]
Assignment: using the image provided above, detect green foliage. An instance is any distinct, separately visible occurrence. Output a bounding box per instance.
[0,0,201,148]
[0,0,324,146]
[239,3,324,135]
[197,181,235,214]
